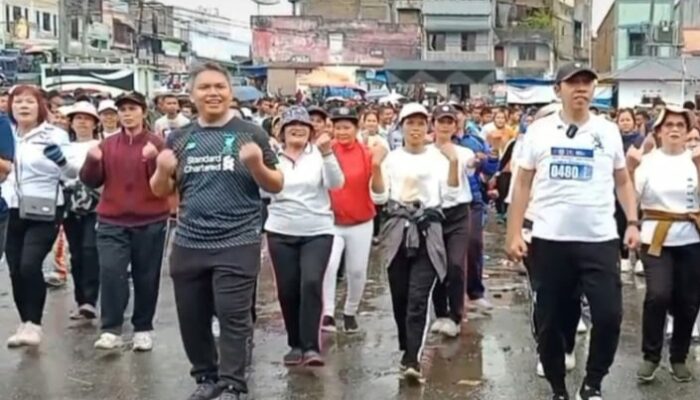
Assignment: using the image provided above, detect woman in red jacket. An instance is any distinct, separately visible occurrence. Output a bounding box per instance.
[80,92,170,352]
[321,107,377,333]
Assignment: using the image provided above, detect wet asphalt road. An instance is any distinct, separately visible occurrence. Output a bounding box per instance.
[1,222,700,400]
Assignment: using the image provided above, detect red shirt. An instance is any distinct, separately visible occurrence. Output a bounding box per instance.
[80,129,170,227]
[329,141,376,225]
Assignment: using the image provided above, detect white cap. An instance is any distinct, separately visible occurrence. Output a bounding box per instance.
[398,103,429,124]
[67,101,99,120]
[240,107,253,119]
[534,102,562,120]
[56,105,73,116]
[98,99,118,114]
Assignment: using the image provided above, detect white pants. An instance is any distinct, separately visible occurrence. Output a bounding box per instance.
[323,220,374,317]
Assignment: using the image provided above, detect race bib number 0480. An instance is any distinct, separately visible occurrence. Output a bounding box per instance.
[549,162,592,181]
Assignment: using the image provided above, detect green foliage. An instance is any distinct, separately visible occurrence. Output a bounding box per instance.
[523,8,553,30]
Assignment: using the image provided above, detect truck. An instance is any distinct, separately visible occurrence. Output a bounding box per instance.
[40,59,159,98]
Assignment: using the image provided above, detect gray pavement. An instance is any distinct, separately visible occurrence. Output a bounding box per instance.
[1,224,699,400]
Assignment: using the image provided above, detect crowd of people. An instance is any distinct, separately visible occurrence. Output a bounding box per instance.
[1,60,700,400]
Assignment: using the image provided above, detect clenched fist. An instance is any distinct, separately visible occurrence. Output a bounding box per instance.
[88,145,103,161]
[369,141,388,167]
[438,142,458,162]
[315,133,333,155]
[239,142,263,167]
[142,142,158,159]
[156,149,178,175]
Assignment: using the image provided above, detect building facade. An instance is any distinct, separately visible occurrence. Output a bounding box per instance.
[594,0,678,74]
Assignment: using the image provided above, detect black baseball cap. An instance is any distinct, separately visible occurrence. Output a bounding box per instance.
[115,91,147,109]
[330,107,358,122]
[448,100,465,113]
[307,106,328,118]
[433,104,458,120]
[555,62,598,83]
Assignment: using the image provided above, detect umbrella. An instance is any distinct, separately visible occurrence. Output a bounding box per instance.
[233,86,264,102]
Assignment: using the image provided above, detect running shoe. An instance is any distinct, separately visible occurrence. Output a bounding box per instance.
[636,360,659,382]
[576,384,602,400]
[619,258,632,273]
[670,362,693,383]
[430,318,448,333]
[440,319,461,338]
[576,319,588,334]
[302,350,324,367]
[468,298,494,315]
[79,304,97,319]
[187,380,222,400]
[343,315,359,333]
[219,390,241,400]
[21,322,42,346]
[283,348,303,366]
[634,260,644,276]
[6,323,26,348]
[133,331,154,352]
[95,333,124,350]
[69,309,85,320]
[403,362,422,382]
[321,316,337,333]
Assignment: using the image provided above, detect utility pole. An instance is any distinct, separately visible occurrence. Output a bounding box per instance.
[58,0,71,58]
[136,0,145,59]
[647,0,656,56]
[81,0,89,57]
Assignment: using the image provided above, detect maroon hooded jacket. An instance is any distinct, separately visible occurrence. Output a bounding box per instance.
[80,129,170,227]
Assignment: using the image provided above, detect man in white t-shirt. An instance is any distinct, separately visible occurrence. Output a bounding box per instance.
[506,63,640,400]
[153,94,190,137]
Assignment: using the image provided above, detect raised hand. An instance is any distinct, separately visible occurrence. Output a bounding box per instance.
[142,141,159,160]
[239,142,263,167]
[315,133,333,155]
[156,149,178,175]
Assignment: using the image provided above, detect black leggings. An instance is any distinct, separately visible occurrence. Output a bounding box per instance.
[63,212,99,307]
[5,209,61,324]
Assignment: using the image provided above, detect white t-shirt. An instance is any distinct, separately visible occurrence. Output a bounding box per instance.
[431,144,475,208]
[371,147,459,208]
[154,113,190,137]
[635,149,700,246]
[517,113,626,242]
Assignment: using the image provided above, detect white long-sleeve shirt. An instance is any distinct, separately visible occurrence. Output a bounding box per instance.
[432,144,474,208]
[265,144,345,236]
[2,122,78,208]
[371,146,459,208]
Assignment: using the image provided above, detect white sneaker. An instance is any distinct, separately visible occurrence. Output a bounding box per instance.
[469,298,494,314]
[440,319,461,338]
[536,360,545,377]
[692,321,699,339]
[565,352,576,371]
[620,258,632,272]
[94,333,124,350]
[430,318,449,333]
[6,323,26,348]
[666,316,674,338]
[132,331,154,352]
[212,318,220,338]
[634,260,645,276]
[21,322,42,346]
[577,319,588,334]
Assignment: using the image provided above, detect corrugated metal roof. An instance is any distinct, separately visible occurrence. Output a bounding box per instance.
[422,0,491,16]
[605,57,700,81]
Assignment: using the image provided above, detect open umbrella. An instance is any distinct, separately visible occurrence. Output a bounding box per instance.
[233,86,264,102]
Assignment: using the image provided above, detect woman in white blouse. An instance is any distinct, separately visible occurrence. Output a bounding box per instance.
[370,103,459,382]
[627,105,700,384]
[4,85,78,348]
[265,106,344,368]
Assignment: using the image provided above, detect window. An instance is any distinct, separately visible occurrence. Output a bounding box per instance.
[42,12,51,32]
[518,44,537,61]
[70,18,79,40]
[12,6,22,20]
[53,15,57,37]
[427,32,446,51]
[5,6,9,32]
[114,19,133,45]
[574,21,583,47]
[328,33,344,53]
[24,8,27,21]
[628,32,645,56]
[461,32,476,52]
[35,11,40,28]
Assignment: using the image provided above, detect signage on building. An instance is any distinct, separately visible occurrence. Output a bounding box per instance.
[369,49,384,58]
[162,40,182,57]
[88,23,110,42]
[289,55,310,63]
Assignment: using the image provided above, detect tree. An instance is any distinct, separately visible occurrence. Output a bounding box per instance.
[523,8,553,30]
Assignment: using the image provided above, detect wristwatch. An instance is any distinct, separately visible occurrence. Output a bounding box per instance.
[627,220,641,228]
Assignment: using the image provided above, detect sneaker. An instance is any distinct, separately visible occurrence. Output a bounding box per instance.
[577,319,588,334]
[212,318,220,338]
[21,322,42,346]
[69,309,85,320]
[187,380,222,400]
[45,272,66,287]
[620,258,632,272]
[670,362,693,383]
[536,360,545,378]
[693,321,700,340]
[219,389,241,400]
[565,352,576,371]
[666,316,674,338]
[430,318,448,333]
[576,384,602,400]
[302,350,324,367]
[403,363,422,382]
[440,319,461,338]
[283,348,303,366]
[6,323,26,348]
[132,331,154,352]
[637,360,659,382]
[634,260,644,276]
[469,298,494,315]
[343,314,359,333]
[79,304,97,320]
[321,316,337,333]
[552,395,569,400]
[94,333,124,350]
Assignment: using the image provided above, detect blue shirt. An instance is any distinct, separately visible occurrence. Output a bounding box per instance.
[0,113,15,218]
[452,132,498,204]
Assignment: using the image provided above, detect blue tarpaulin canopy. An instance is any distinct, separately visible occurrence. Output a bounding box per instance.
[233,86,264,102]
